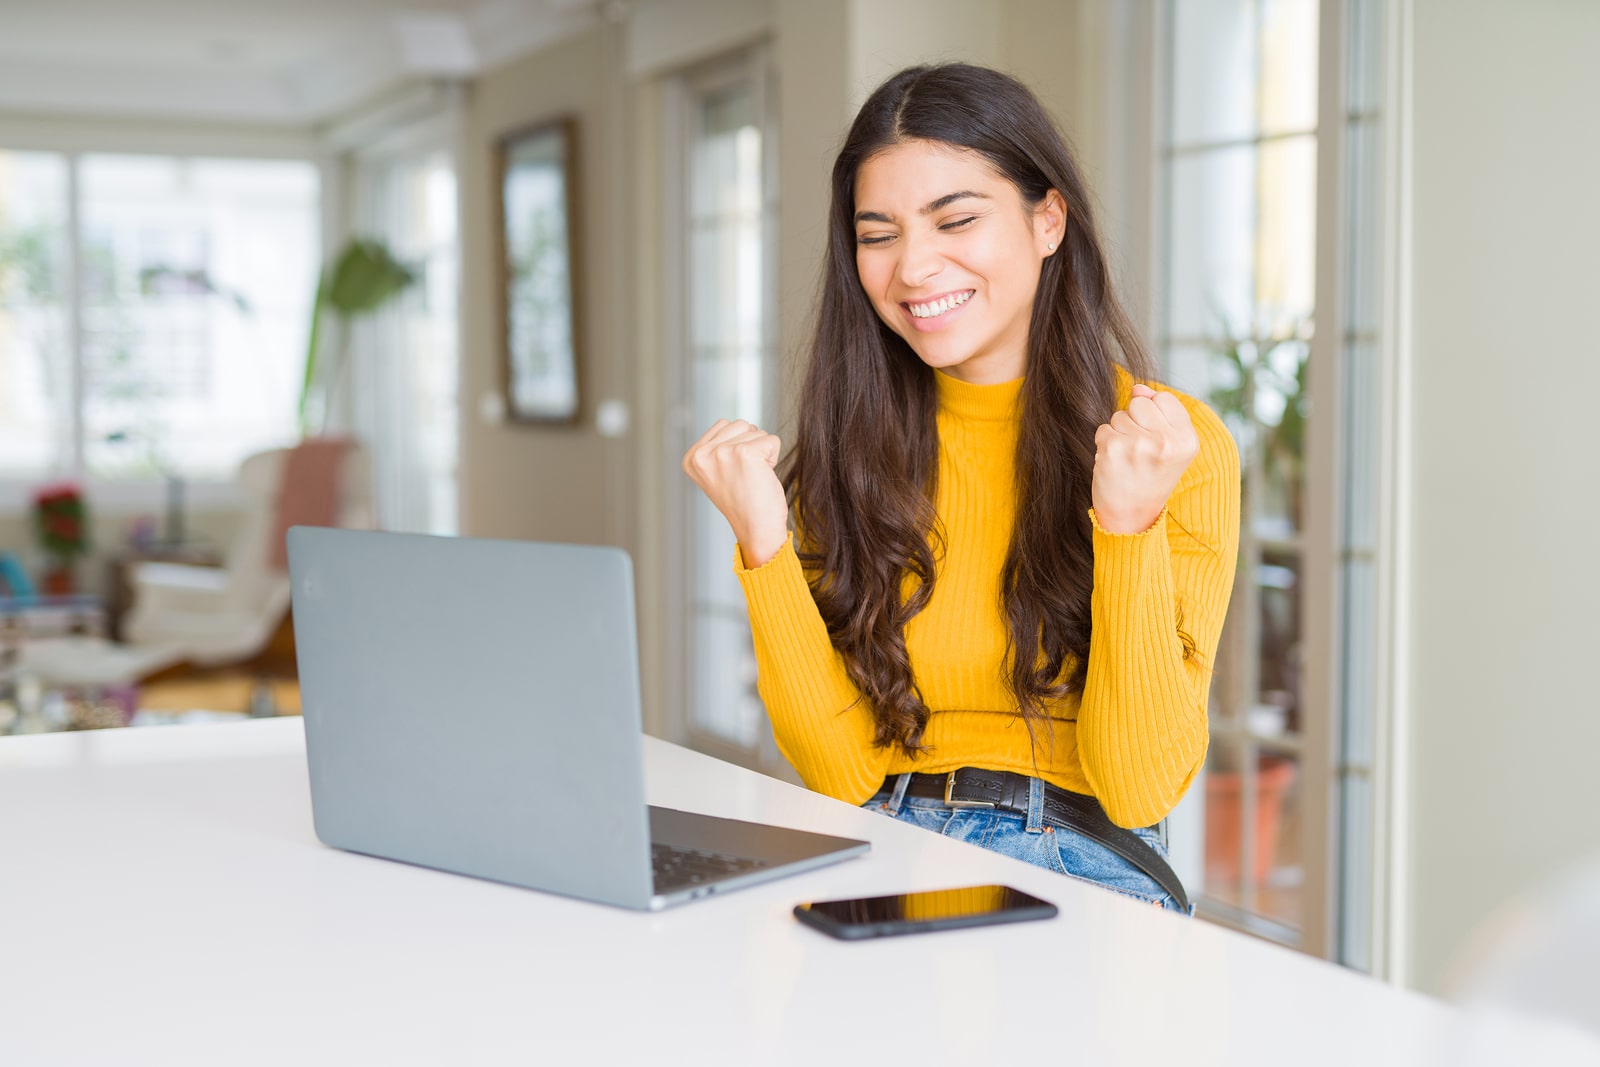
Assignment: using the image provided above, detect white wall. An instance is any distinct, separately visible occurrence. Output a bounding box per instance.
[1403,0,1600,994]
[456,21,637,552]
[847,0,1003,107]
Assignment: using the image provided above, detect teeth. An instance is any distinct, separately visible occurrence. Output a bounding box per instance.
[908,290,973,318]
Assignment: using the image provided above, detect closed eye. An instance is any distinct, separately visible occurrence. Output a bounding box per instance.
[940,216,979,232]
[856,233,895,246]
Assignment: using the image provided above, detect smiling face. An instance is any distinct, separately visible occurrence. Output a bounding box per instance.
[852,139,1064,385]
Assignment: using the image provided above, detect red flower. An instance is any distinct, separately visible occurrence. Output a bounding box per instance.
[31,483,89,559]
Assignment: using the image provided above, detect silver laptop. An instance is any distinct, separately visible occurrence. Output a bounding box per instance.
[287,526,868,910]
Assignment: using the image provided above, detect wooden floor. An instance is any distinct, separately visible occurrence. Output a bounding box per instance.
[134,610,302,716]
[139,671,301,716]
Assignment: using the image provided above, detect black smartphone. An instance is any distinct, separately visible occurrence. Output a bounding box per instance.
[793,884,1057,940]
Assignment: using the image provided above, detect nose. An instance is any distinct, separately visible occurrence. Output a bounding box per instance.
[895,230,943,289]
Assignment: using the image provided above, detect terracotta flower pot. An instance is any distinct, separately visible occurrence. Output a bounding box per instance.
[1204,755,1298,886]
[41,561,77,597]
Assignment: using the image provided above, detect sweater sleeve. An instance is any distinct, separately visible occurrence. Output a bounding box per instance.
[734,539,893,802]
[1076,396,1241,827]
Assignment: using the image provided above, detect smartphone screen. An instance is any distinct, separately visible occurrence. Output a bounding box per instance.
[793,884,1057,939]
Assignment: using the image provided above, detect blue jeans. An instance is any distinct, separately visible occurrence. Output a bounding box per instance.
[862,773,1191,914]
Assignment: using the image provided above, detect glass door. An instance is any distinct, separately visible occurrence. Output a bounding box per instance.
[1161,0,1389,963]
[666,48,780,769]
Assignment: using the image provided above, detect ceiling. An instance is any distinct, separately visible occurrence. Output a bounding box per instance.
[0,0,609,126]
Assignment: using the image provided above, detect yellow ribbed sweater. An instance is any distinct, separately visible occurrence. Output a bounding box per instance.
[735,366,1240,829]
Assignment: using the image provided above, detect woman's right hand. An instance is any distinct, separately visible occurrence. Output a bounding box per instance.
[682,420,791,568]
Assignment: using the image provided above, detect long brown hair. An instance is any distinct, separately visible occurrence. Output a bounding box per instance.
[779,63,1159,757]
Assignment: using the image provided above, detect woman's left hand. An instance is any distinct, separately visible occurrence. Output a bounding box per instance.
[1090,383,1200,534]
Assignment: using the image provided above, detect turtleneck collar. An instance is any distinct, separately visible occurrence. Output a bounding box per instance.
[934,369,1025,423]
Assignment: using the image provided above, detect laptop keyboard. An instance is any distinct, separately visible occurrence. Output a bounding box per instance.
[651,843,768,892]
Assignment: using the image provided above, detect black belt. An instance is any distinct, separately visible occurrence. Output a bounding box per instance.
[884,768,1190,913]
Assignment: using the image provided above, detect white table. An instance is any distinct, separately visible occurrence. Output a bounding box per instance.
[1,719,1594,1066]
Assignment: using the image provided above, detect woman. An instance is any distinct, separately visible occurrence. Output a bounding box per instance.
[682,63,1239,912]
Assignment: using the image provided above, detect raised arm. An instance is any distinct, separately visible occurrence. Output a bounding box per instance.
[1076,388,1241,827]
[683,421,891,801]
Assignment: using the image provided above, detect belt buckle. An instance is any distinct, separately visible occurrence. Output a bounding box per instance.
[943,770,996,809]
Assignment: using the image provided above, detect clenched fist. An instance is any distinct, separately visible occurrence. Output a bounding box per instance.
[682,419,791,568]
[1091,383,1200,534]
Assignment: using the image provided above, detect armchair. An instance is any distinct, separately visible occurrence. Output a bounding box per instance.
[122,440,373,668]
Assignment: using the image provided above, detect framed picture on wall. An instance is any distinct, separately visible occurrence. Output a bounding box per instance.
[495,116,581,423]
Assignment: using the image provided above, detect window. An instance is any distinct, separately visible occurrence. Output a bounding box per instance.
[1162,0,1320,941]
[0,150,319,493]
[0,152,72,479]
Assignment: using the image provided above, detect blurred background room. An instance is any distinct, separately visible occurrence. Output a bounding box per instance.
[1,0,1596,1026]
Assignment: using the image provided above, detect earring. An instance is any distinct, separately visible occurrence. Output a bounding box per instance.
[1048,242,1057,251]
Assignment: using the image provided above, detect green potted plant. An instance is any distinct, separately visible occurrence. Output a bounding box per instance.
[1206,319,1309,530]
[298,238,418,437]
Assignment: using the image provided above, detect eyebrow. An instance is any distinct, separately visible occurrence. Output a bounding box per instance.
[854,189,989,225]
